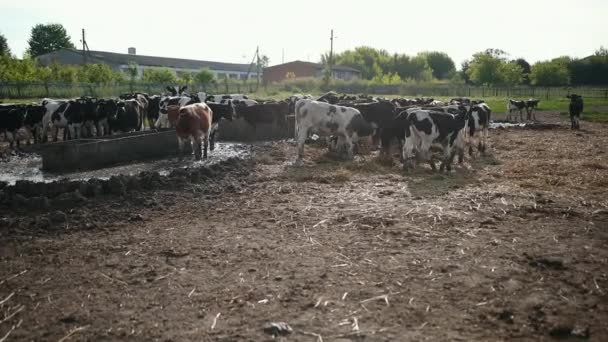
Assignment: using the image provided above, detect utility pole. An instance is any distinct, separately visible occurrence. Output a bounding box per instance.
[282,48,284,64]
[329,29,334,79]
[256,46,260,91]
[81,29,90,64]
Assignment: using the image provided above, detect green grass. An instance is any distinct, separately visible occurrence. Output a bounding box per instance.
[557,110,608,123]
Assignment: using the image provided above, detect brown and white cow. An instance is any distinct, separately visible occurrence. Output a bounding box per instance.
[170,103,213,160]
[294,99,374,164]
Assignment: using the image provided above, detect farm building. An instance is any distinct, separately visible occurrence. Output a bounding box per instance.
[262,60,361,84]
[35,48,260,80]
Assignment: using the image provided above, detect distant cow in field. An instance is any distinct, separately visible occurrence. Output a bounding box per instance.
[171,103,213,160]
[567,94,583,129]
[507,99,526,121]
[294,99,374,163]
[524,99,540,121]
[398,108,468,173]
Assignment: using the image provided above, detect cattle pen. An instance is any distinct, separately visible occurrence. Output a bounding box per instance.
[0,97,607,342]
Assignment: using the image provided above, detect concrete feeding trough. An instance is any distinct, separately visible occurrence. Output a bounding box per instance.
[39,116,294,173]
[40,129,186,172]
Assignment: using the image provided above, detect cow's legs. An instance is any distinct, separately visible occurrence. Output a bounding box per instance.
[401,135,416,171]
[296,126,308,163]
[52,126,59,142]
[209,123,218,151]
[203,130,209,160]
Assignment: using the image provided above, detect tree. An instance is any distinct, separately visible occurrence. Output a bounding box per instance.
[460,60,471,84]
[141,67,177,84]
[0,33,10,56]
[260,55,270,68]
[418,51,456,79]
[514,58,531,85]
[27,23,75,57]
[466,53,504,85]
[127,62,138,91]
[466,50,523,85]
[177,71,193,85]
[77,64,115,84]
[530,60,569,86]
[501,62,524,85]
[194,68,214,87]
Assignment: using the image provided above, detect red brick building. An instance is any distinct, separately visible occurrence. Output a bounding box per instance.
[263,61,361,85]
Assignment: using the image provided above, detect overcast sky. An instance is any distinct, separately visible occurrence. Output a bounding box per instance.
[1,0,606,68]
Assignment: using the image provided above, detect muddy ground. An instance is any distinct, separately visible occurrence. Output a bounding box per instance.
[0,111,607,341]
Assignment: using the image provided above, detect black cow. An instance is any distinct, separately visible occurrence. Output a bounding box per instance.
[205,102,235,150]
[110,100,140,133]
[236,102,289,130]
[79,97,98,137]
[348,101,403,155]
[567,94,583,129]
[147,95,161,126]
[24,104,45,144]
[0,105,26,148]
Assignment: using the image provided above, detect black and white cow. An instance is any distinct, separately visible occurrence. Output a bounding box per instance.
[24,104,45,144]
[79,97,98,137]
[166,85,188,97]
[465,103,492,158]
[525,99,540,121]
[399,108,468,173]
[95,99,118,136]
[157,95,198,128]
[41,99,70,142]
[294,99,374,163]
[110,100,141,133]
[507,99,526,122]
[567,94,583,129]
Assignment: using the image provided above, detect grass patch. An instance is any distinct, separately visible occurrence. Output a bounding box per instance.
[558,110,608,123]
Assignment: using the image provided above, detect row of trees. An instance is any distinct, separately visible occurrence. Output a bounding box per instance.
[0,55,216,87]
[1,23,607,87]
[325,46,608,87]
[323,47,455,83]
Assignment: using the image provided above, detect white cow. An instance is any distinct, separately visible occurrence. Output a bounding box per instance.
[294,99,374,164]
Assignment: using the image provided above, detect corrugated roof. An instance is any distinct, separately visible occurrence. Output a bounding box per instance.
[38,49,256,73]
[265,60,361,73]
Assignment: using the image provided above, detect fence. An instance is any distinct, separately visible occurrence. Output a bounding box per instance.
[328,84,608,99]
[1,81,607,100]
[0,80,261,99]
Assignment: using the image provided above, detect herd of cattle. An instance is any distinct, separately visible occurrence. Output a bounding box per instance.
[0,87,586,170]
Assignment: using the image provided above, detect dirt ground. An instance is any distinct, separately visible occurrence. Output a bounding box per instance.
[1,111,607,341]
